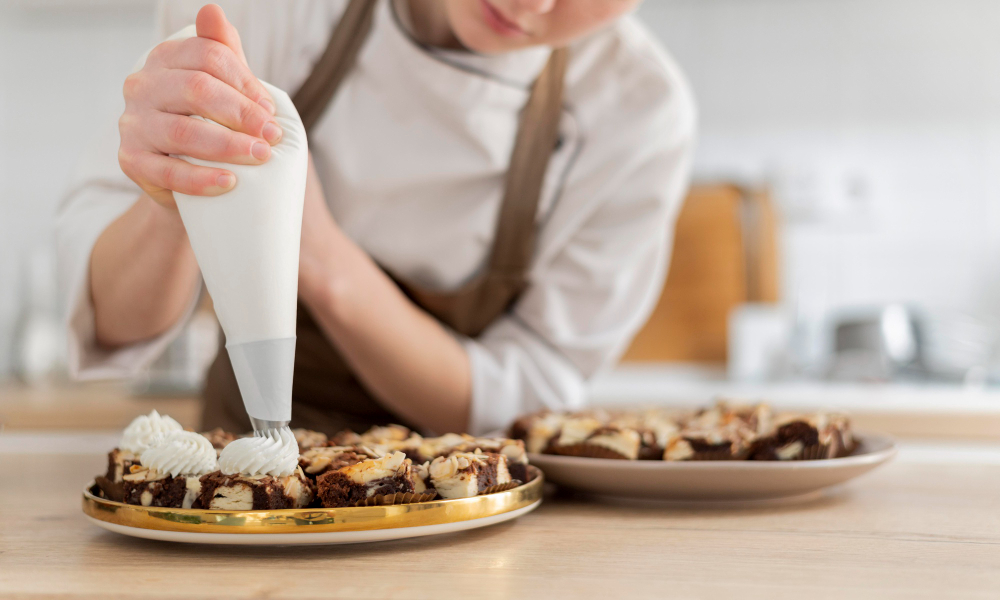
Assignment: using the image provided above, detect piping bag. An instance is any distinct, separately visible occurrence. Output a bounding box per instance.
[155,26,307,436]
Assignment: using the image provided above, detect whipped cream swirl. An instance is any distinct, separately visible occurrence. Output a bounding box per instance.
[120,410,183,454]
[140,430,218,477]
[218,427,298,477]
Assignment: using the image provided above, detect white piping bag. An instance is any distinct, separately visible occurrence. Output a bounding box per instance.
[153,26,307,425]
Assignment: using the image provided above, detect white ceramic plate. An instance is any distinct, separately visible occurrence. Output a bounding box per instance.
[85,501,540,545]
[528,434,897,501]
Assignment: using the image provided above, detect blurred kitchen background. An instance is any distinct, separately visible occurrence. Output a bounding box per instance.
[3,0,1000,435]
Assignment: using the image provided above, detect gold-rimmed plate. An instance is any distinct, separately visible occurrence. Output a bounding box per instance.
[529,434,897,501]
[82,467,543,545]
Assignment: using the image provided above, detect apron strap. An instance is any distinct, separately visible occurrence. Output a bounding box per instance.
[292,0,378,131]
[397,47,568,336]
[489,47,568,277]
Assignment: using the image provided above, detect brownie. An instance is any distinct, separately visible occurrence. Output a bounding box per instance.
[428,450,512,499]
[664,429,754,461]
[299,445,380,478]
[197,468,314,510]
[664,402,770,460]
[403,433,473,464]
[631,410,682,460]
[95,448,142,501]
[508,413,535,444]
[200,428,239,451]
[292,428,328,451]
[749,414,855,460]
[377,436,428,463]
[120,466,204,509]
[508,411,567,454]
[105,448,140,482]
[329,424,414,448]
[547,417,642,460]
[315,451,416,508]
[457,439,530,483]
[411,461,436,496]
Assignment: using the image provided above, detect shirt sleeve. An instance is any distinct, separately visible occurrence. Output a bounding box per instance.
[464,61,697,435]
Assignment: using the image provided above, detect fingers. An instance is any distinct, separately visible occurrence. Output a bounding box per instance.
[147,37,274,116]
[134,68,281,144]
[120,149,236,198]
[139,111,271,165]
[196,4,248,65]
[117,5,281,203]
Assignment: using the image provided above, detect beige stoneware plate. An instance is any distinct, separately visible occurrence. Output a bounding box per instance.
[528,434,896,501]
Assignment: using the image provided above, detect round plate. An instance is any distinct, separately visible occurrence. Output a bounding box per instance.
[82,466,543,545]
[528,434,897,501]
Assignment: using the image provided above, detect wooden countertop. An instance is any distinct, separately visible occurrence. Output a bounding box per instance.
[2,436,999,599]
[0,382,201,430]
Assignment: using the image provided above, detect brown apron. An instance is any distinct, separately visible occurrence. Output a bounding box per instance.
[201,0,568,435]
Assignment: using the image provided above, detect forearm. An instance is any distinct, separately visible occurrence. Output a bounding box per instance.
[90,194,200,348]
[299,229,472,434]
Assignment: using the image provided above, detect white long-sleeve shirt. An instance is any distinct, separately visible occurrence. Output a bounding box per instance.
[56,0,696,435]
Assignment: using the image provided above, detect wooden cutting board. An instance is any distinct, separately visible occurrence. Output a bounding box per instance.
[622,183,779,363]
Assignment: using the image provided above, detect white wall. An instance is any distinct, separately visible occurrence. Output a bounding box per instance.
[0,0,158,375]
[1,0,998,376]
[637,0,1000,326]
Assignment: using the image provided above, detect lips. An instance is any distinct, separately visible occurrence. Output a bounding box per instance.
[479,0,527,37]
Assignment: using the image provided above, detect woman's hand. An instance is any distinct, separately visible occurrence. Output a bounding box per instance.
[117,4,283,209]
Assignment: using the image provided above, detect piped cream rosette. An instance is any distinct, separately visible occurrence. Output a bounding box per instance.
[139,430,218,477]
[218,428,299,477]
[119,410,183,455]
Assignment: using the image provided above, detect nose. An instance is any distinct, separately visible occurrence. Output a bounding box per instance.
[512,0,556,15]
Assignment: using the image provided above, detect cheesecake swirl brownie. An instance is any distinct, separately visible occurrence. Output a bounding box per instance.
[121,430,218,509]
[96,410,185,502]
[122,467,206,509]
[547,416,642,460]
[329,424,414,448]
[665,402,772,461]
[197,428,314,509]
[197,468,314,510]
[511,411,647,460]
[299,445,382,477]
[292,428,328,451]
[316,451,419,507]
[428,450,513,499]
[748,413,855,460]
[609,410,681,460]
[448,438,530,483]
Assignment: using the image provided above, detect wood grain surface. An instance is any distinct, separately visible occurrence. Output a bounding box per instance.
[0,382,200,431]
[2,445,999,599]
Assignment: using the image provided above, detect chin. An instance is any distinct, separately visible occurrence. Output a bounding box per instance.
[445,0,535,54]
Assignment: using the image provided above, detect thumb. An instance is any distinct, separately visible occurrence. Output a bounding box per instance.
[196,4,248,66]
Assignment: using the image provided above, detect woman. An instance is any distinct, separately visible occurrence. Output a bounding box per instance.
[57,0,695,436]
